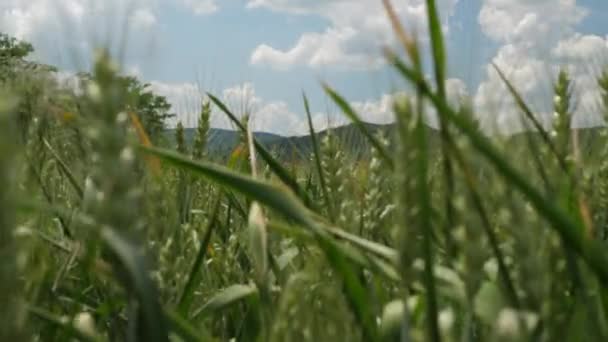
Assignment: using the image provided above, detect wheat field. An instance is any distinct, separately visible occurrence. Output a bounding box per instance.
[2,1,608,341]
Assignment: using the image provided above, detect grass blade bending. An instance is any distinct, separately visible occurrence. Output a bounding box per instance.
[192,284,258,319]
[382,0,421,68]
[144,146,380,340]
[425,0,447,98]
[413,87,441,342]
[178,197,222,314]
[142,145,316,228]
[493,64,569,173]
[43,138,84,199]
[303,92,333,217]
[207,93,315,210]
[424,0,458,265]
[100,228,168,342]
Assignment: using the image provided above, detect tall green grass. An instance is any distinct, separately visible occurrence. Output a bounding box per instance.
[0,90,26,340]
[3,1,608,341]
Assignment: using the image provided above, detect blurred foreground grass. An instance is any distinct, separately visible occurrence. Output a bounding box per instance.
[3,1,608,341]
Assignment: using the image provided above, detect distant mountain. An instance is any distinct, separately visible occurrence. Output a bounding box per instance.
[265,122,395,161]
[179,127,285,156]
[165,122,396,160]
[504,126,606,161]
[166,123,607,162]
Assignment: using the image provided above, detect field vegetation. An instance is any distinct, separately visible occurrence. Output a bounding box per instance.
[3,1,608,341]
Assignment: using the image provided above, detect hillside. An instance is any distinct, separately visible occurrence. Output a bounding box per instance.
[166,122,608,164]
[167,122,397,160]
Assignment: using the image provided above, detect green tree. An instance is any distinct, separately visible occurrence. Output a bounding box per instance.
[75,72,174,142]
[123,76,175,142]
[0,33,57,141]
[0,32,33,62]
[0,33,55,82]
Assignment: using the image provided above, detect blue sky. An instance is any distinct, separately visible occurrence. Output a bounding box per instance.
[2,0,608,135]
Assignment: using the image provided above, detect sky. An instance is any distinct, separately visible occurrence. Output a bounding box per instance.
[1,0,608,135]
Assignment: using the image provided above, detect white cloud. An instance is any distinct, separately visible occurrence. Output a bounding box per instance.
[221,82,304,135]
[0,0,148,38]
[150,80,463,136]
[125,64,143,78]
[553,34,608,61]
[474,44,550,134]
[130,8,157,30]
[177,0,218,15]
[552,34,608,129]
[305,77,468,132]
[0,0,162,64]
[150,81,302,135]
[149,81,213,128]
[0,0,219,64]
[222,82,263,110]
[248,0,459,70]
[253,101,303,135]
[446,78,469,104]
[350,94,396,125]
[473,0,604,134]
[478,0,585,46]
[0,0,54,40]
[250,27,385,71]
